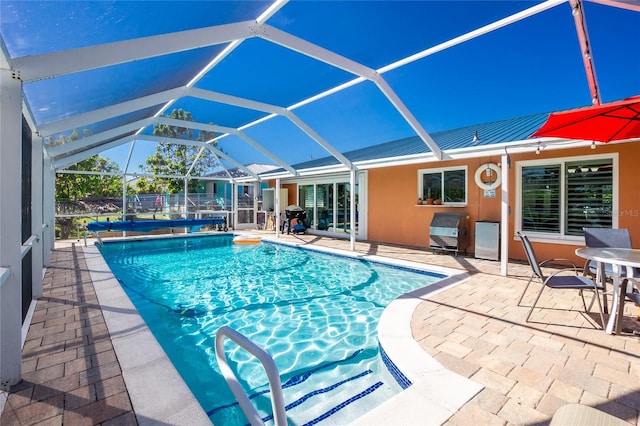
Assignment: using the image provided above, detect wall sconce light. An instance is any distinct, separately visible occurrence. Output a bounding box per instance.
[591,141,596,150]
[472,131,480,143]
[535,142,541,155]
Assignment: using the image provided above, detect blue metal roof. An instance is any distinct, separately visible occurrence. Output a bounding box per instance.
[279,112,550,172]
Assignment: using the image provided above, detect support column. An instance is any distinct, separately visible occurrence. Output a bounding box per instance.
[31,135,44,298]
[0,67,24,387]
[231,183,237,230]
[275,178,281,237]
[500,153,510,276]
[350,169,356,251]
[42,152,55,259]
[122,174,127,221]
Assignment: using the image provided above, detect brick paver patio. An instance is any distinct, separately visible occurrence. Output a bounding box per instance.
[1,233,639,425]
[0,243,136,425]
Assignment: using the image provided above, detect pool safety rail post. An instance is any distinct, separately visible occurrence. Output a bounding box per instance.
[215,326,287,426]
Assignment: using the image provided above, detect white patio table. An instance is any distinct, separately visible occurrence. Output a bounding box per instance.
[575,247,640,334]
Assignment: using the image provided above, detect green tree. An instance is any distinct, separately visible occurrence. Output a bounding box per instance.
[55,154,128,239]
[140,108,218,193]
[56,155,123,200]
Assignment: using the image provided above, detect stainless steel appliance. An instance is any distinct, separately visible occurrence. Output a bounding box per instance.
[429,213,467,255]
[475,221,500,260]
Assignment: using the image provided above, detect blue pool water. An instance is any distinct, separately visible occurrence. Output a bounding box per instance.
[98,235,445,425]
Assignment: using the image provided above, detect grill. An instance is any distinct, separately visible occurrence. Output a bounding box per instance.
[429,212,467,255]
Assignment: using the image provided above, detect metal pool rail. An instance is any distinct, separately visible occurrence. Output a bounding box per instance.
[215,326,287,426]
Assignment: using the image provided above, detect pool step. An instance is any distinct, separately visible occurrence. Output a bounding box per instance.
[287,378,387,425]
[271,360,397,425]
[207,352,399,425]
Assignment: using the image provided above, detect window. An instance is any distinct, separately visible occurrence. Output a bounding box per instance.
[418,167,467,205]
[520,156,614,237]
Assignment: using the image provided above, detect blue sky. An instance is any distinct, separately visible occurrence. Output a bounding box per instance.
[2,1,639,172]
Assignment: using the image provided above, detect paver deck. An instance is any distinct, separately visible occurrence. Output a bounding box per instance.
[1,232,639,425]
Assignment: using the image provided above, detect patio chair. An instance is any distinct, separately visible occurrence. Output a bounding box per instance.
[583,227,640,310]
[517,231,605,325]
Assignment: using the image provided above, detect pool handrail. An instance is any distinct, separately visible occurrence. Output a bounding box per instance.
[215,326,287,426]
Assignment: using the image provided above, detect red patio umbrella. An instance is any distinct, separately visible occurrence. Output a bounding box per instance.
[530,95,640,142]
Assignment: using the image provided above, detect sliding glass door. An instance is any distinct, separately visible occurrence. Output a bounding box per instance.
[296,179,359,235]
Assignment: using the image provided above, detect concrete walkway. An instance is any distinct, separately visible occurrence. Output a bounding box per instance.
[1,233,639,425]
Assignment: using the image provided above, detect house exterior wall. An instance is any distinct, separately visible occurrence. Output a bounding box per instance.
[367,157,501,255]
[366,142,640,264]
[279,183,297,206]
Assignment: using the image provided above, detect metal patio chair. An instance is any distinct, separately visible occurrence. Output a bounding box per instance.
[517,231,605,325]
[583,227,640,314]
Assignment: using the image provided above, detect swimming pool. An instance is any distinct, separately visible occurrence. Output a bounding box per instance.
[97,234,447,425]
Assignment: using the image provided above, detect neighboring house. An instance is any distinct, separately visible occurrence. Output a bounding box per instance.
[202,163,279,206]
[200,163,280,229]
[260,112,640,265]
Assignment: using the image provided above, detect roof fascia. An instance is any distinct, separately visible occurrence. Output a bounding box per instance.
[350,139,600,169]
[37,87,186,137]
[260,163,350,180]
[260,138,600,178]
[12,21,257,82]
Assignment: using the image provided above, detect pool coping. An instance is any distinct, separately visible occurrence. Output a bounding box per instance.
[83,243,212,425]
[84,232,483,425]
